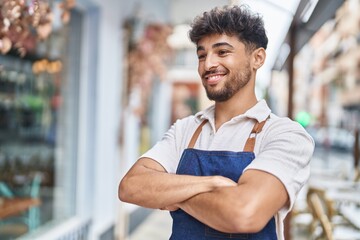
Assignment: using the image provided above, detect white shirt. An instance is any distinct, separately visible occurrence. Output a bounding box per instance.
[141,99,315,240]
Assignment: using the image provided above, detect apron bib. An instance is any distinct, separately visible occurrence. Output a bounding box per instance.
[170,119,277,240]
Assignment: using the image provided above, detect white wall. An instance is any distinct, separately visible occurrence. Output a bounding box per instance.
[72,0,124,238]
[86,0,123,238]
[170,0,229,24]
[120,0,170,24]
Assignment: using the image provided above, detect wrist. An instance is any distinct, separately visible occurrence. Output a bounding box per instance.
[211,175,237,189]
[203,176,222,191]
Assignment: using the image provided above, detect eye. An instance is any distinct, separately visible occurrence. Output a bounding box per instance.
[197,54,206,61]
[218,50,229,56]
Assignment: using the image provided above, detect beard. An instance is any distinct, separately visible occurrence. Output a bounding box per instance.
[204,62,252,102]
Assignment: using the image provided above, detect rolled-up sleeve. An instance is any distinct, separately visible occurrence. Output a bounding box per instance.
[140,117,196,173]
[244,119,315,216]
[140,123,179,173]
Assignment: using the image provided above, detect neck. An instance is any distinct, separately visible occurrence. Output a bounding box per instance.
[214,89,257,131]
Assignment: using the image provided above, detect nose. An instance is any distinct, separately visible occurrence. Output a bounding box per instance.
[204,54,218,71]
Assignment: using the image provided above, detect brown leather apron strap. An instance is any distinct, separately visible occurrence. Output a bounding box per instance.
[243,118,268,152]
[188,119,209,148]
[188,117,268,151]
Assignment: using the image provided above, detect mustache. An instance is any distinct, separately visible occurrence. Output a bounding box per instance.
[202,69,226,79]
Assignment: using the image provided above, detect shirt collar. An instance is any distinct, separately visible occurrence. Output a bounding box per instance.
[195,99,271,123]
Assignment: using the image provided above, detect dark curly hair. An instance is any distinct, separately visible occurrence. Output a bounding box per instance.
[189,5,268,52]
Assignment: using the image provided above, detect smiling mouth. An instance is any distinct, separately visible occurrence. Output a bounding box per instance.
[205,73,226,85]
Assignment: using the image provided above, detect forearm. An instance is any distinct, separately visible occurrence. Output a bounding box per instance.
[120,169,220,209]
[178,186,256,233]
[178,170,288,233]
[119,157,238,209]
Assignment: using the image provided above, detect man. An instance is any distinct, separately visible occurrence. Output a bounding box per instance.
[119,5,314,240]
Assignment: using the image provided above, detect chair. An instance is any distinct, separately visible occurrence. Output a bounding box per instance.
[0,173,42,232]
[23,173,42,230]
[307,187,337,236]
[309,192,360,240]
[0,181,14,198]
[309,192,335,239]
[307,187,347,227]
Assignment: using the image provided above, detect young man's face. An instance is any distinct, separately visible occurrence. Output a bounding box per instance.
[196,34,253,102]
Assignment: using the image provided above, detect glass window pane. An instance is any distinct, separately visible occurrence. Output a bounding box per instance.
[0,8,81,240]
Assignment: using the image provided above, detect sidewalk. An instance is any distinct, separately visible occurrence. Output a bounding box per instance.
[129,210,172,240]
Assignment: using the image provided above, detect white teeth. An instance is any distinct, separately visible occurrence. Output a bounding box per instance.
[208,75,221,80]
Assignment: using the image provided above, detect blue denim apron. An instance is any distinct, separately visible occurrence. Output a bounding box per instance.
[170,119,277,240]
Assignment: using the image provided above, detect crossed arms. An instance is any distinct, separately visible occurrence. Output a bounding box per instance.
[118,157,288,233]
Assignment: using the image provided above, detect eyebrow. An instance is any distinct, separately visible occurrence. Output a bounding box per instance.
[197,42,235,53]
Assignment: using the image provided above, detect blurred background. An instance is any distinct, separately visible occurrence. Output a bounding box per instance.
[0,0,359,239]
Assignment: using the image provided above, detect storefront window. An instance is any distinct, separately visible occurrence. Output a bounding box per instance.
[0,4,80,239]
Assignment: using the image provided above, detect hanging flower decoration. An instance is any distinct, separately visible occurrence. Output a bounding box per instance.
[0,0,75,57]
[127,23,173,120]
[58,0,75,24]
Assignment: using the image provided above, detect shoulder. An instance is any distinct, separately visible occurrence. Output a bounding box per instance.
[172,115,199,132]
[166,114,203,143]
[172,105,214,133]
[266,113,312,136]
[259,113,315,153]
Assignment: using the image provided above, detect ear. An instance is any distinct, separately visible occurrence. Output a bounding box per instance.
[252,48,266,70]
